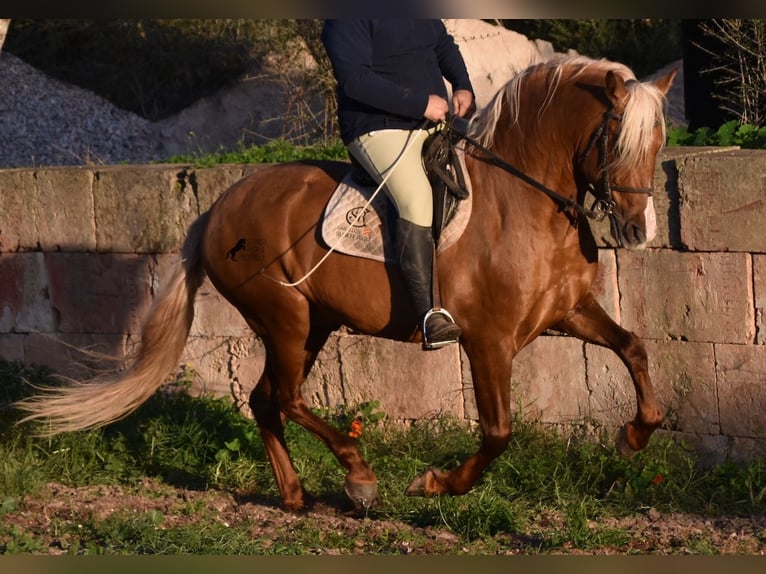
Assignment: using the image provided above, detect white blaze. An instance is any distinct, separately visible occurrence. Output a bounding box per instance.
[644,196,657,243]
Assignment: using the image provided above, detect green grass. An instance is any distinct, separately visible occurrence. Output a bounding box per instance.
[163,138,349,167]
[1,359,764,554]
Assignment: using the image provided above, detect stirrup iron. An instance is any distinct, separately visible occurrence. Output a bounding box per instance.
[422,308,460,350]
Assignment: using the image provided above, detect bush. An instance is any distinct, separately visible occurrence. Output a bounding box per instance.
[667,120,766,149]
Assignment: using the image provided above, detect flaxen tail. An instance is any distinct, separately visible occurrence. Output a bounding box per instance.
[14,211,210,435]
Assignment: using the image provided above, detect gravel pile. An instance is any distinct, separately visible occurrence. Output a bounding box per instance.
[0,52,165,169]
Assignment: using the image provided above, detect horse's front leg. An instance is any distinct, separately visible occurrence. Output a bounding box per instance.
[553,292,663,454]
[406,342,513,497]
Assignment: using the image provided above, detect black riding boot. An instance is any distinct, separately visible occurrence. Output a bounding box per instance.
[396,219,461,349]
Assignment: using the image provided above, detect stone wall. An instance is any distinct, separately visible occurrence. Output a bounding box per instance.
[1,147,765,463]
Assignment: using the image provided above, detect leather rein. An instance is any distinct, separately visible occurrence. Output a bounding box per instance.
[447,108,653,223]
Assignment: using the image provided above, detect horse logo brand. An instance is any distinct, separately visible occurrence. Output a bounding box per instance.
[225,237,264,262]
[226,238,246,260]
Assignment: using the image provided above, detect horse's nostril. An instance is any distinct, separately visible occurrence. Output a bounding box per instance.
[623,223,647,247]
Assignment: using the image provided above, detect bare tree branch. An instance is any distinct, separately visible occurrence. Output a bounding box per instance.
[697,19,766,126]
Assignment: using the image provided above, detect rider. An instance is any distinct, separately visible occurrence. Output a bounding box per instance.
[321,19,475,349]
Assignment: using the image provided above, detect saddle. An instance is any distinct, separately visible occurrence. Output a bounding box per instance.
[321,124,472,263]
[421,118,472,241]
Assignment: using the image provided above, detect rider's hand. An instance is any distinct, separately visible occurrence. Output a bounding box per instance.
[452,89,475,118]
[423,95,449,122]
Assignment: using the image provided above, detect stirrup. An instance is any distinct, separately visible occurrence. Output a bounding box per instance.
[421,308,461,350]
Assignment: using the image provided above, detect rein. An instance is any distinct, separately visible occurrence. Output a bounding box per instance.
[448,108,652,223]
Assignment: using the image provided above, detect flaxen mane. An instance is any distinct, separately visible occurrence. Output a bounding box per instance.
[469,55,669,174]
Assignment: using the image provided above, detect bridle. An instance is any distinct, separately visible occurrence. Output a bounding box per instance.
[450,104,654,223]
[578,108,654,221]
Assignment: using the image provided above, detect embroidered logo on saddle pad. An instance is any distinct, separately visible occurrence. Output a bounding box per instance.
[320,174,472,263]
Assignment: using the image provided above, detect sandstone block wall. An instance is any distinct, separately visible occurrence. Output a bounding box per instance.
[1,147,765,464]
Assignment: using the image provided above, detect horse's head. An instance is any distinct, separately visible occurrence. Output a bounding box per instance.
[577,65,676,249]
[468,56,676,249]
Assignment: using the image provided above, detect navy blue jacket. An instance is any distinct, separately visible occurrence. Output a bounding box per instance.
[321,19,474,144]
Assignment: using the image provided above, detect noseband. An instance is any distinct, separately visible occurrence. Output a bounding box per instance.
[579,109,654,221]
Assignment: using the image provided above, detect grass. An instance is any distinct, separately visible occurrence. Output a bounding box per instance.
[1,359,765,554]
[163,138,349,167]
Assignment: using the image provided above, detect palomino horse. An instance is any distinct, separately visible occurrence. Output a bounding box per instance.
[17,56,675,512]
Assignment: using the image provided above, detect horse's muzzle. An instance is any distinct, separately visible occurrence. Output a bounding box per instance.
[610,195,656,249]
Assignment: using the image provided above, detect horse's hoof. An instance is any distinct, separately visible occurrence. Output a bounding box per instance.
[615,425,638,459]
[405,468,445,497]
[343,478,378,511]
[405,473,427,497]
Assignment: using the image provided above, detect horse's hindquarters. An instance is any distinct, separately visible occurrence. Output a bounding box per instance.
[202,162,345,305]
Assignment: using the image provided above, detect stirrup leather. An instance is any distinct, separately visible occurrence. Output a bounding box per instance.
[421,308,460,350]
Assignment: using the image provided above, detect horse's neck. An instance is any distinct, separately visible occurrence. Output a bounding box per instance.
[466,132,584,249]
[479,131,577,210]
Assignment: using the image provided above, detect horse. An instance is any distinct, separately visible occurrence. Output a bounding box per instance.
[16,55,676,512]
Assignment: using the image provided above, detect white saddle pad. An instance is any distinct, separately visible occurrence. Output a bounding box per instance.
[320,155,472,263]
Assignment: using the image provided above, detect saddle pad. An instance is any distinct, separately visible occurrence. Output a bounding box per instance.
[321,147,473,263]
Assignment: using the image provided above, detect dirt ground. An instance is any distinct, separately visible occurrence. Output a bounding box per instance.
[4,479,765,555]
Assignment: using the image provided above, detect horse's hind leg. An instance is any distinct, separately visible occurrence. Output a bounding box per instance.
[249,368,305,509]
[248,319,378,511]
[553,292,663,454]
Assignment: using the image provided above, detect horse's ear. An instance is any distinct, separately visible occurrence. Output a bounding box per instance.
[652,68,677,96]
[605,70,629,108]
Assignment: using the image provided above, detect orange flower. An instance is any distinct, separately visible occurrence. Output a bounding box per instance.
[652,473,664,485]
[348,418,363,438]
